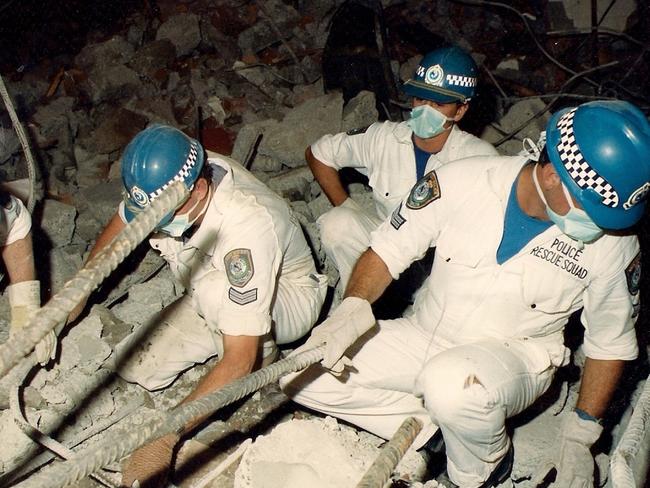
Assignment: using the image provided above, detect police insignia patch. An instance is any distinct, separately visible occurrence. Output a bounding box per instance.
[406,171,441,210]
[224,248,254,288]
[346,125,370,136]
[625,251,642,295]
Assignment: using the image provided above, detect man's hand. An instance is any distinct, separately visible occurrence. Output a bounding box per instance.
[295,296,375,373]
[121,433,180,488]
[8,280,57,366]
[533,411,602,487]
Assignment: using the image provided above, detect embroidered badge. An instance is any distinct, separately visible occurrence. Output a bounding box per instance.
[130,186,149,208]
[390,202,406,230]
[624,182,650,209]
[425,64,444,86]
[228,287,258,305]
[346,125,370,136]
[625,251,642,295]
[224,248,254,288]
[406,171,441,210]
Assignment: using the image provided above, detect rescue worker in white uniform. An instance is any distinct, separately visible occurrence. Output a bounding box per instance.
[282,100,650,487]
[1,191,56,365]
[309,46,498,292]
[72,124,327,487]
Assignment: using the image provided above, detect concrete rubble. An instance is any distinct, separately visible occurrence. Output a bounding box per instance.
[0,0,648,487]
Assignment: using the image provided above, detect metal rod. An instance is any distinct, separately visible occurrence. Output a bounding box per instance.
[356,417,423,488]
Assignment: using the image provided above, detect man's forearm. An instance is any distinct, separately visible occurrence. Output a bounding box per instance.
[306,147,348,206]
[576,357,625,419]
[345,248,393,304]
[2,233,36,283]
[177,335,259,435]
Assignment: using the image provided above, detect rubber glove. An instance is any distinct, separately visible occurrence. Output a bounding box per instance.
[296,296,375,373]
[533,410,603,487]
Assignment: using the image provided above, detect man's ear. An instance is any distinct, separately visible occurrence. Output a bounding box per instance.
[193,177,209,199]
[539,162,562,191]
[453,103,469,121]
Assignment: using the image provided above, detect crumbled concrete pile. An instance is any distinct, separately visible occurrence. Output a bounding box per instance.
[234,416,428,488]
[481,98,551,157]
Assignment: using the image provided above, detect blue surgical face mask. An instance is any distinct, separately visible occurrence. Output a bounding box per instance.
[157,187,211,237]
[407,104,454,139]
[532,164,604,245]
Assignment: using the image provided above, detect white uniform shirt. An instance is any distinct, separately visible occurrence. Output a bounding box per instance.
[0,194,31,246]
[123,156,322,338]
[311,121,498,219]
[371,156,640,368]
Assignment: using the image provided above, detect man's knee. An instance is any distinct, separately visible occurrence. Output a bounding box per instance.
[118,354,177,391]
[318,206,363,251]
[418,357,493,427]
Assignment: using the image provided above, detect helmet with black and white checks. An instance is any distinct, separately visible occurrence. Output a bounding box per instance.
[120,124,205,225]
[546,100,650,229]
[401,46,478,104]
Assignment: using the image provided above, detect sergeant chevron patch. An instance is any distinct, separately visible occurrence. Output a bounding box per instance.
[390,202,406,229]
[228,287,258,305]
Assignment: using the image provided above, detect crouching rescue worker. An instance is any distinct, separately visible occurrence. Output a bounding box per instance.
[72,124,327,487]
[282,100,650,487]
[1,191,56,366]
[309,45,497,301]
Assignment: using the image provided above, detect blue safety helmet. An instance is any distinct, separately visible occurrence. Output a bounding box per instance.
[402,46,478,104]
[121,124,205,225]
[546,100,650,230]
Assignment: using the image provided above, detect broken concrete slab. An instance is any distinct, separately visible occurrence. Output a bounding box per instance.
[84,64,141,104]
[266,166,313,202]
[481,98,549,156]
[81,107,149,155]
[72,178,123,243]
[39,198,77,248]
[30,96,75,148]
[237,0,300,54]
[73,145,112,190]
[341,90,379,133]
[156,13,202,58]
[111,274,179,327]
[257,92,343,168]
[74,35,135,72]
[128,39,177,80]
[47,245,85,295]
[0,126,21,164]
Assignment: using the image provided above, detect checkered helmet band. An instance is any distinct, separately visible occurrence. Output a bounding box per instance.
[446,74,476,87]
[556,108,619,207]
[147,140,200,202]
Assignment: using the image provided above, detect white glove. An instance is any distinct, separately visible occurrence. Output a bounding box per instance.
[533,410,603,487]
[297,297,375,373]
[8,280,57,366]
[340,197,362,213]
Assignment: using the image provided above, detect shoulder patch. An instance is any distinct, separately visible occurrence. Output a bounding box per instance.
[224,248,254,288]
[625,251,642,295]
[346,125,370,136]
[228,287,258,305]
[406,171,441,210]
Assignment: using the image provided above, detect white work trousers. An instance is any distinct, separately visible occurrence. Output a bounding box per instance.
[281,317,555,487]
[114,270,324,391]
[318,205,381,290]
